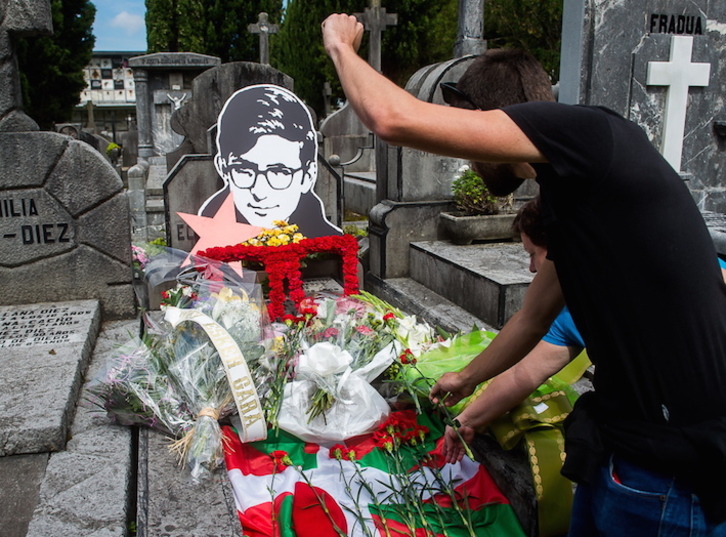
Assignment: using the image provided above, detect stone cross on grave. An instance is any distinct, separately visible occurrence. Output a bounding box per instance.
[248,12,279,65]
[0,0,53,131]
[354,1,397,73]
[646,35,711,173]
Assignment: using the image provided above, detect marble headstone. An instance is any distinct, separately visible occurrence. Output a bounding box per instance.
[559,0,726,211]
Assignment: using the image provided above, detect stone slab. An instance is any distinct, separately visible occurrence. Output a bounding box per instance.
[0,452,49,537]
[0,300,100,456]
[364,274,496,334]
[137,428,242,537]
[343,173,377,216]
[559,0,726,211]
[26,319,136,537]
[146,163,168,197]
[409,241,533,329]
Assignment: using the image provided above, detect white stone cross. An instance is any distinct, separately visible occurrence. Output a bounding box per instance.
[646,35,710,172]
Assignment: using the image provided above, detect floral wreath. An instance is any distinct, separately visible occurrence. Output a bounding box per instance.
[199,234,360,320]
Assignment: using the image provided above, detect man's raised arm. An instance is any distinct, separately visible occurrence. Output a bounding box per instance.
[321,13,545,165]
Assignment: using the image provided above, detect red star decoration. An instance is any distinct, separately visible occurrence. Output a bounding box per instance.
[177,193,262,268]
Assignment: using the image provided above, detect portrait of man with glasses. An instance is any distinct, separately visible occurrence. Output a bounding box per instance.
[199,84,341,238]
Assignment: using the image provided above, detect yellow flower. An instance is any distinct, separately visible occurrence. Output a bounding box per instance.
[210,286,248,302]
[270,336,285,354]
[240,221,307,246]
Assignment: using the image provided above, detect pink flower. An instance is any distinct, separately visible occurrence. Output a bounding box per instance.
[335,297,368,317]
[355,325,374,336]
[321,327,339,339]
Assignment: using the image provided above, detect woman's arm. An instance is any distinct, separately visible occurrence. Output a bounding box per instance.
[430,260,565,406]
[442,341,580,463]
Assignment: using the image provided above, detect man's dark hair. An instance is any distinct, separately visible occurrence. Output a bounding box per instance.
[456,49,555,111]
[216,85,317,169]
[512,196,547,247]
[454,50,554,197]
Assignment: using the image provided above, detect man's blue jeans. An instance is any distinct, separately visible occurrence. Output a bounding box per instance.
[568,454,726,536]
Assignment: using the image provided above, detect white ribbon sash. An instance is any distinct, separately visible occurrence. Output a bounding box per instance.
[164,307,267,442]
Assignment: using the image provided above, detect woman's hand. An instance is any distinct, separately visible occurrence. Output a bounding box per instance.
[443,422,476,464]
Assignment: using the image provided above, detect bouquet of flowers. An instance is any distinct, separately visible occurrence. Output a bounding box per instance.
[88,254,268,483]
[259,291,443,442]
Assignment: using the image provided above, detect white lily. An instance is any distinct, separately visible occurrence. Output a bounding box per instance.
[297,342,353,377]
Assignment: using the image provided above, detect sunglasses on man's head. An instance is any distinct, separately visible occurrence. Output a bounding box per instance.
[439,82,481,111]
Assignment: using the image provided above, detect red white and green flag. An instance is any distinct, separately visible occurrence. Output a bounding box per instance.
[222,410,526,537]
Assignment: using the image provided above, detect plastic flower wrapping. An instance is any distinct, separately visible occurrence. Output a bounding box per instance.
[261,291,443,443]
[88,248,270,483]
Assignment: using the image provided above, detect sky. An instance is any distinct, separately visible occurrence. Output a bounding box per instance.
[92,0,147,52]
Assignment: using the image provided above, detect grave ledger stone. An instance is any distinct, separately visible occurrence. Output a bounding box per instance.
[559,0,726,211]
[0,300,100,456]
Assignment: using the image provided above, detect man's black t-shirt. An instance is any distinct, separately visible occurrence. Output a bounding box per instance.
[505,102,726,518]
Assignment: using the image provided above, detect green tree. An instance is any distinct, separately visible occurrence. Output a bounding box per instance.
[15,0,95,130]
[274,0,458,119]
[485,0,562,81]
[273,0,352,118]
[145,0,283,62]
[380,0,458,86]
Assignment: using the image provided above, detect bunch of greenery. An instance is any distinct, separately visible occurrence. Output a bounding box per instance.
[451,166,500,216]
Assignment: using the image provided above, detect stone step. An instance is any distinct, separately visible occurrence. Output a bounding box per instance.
[364,274,497,334]
[408,241,533,329]
[137,429,242,537]
[25,319,136,537]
